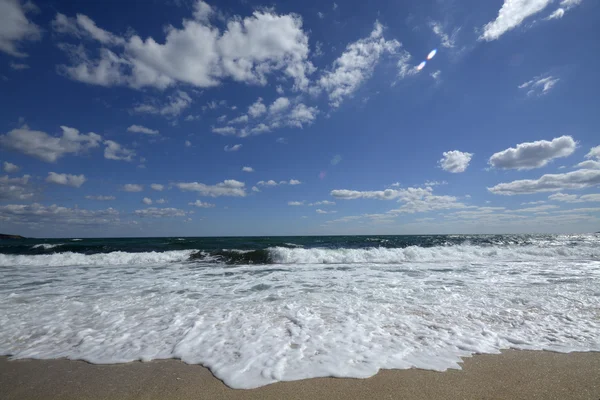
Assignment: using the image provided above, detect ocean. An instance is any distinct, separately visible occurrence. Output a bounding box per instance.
[1,234,599,389]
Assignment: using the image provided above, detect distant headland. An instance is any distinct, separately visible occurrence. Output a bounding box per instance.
[0,234,26,240]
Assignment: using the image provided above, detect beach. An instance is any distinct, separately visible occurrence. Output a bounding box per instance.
[1,350,599,399]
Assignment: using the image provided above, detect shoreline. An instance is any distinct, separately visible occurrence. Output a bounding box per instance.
[1,350,599,399]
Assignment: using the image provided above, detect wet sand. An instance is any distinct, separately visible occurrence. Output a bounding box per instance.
[1,350,599,399]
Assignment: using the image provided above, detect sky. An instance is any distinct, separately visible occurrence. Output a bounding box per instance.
[1,0,600,237]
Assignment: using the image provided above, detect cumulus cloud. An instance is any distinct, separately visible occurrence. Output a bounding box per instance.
[212,126,236,135]
[46,172,86,187]
[479,0,552,41]
[0,203,120,225]
[0,174,33,200]
[287,103,318,127]
[518,75,560,96]
[548,192,600,203]
[289,179,301,185]
[318,22,400,107]
[189,200,215,208]
[133,91,192,117]
[122,183,143,192]
[155,198,167,204]
[85,195,115,201]
[0,125,102,162]
[55,2,314,91]
[310,200,335,206]
[150,184,164,191]
[134,207,187,218]
[248,97,267,118]
[104,140,135,161]
[288,201,305,206]
[3,161,19,172]
[257,180,278,187]
[0,0,42,57]
[260,179,301,186]
[175,179,246,197]
[489,136,576,170]
[242,166,254,172]
[586,145,600,160]
[438,150,473,173]
[269,97,290,114]
[142,197,152,205]
[185,140,192,147]
[127,124,159,135]
[331,186,468,214]
[316,209,337,214]
[224,144,242,152]
[228,115,249,124]
[488,169,600,195]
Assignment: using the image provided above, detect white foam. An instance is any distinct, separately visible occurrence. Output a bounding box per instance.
[268,243,600,264]
[0,250,194,267]
[1,238,600,389]
[32,243,64,250]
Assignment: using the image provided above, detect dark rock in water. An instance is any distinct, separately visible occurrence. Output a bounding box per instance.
[0,233,26,240]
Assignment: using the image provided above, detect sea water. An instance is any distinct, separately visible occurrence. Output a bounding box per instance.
[1,234,599,388]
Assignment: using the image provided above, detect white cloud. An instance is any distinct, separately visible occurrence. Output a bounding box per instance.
[0,0,42,57]
[150,184,164,191]
[10,62,29,70]
[430,70,441,82]
[185,140,192,147]
[586,145,600,160]
[3,161,19,172]
[318,22,400,107]
[287,103,318,127]
[479,0,552,41]
[310,200,336,206]
[546,8,565,19]
[56,4,314,91]
[317,12,324,19]
[46,172,86,188]
[142,197,152,205]
[0,125,102,162]
[134,207,187,218]
[248,97,267,118]
[85,195,115,201]
[212,126,236,135]
[156,198,167,204]
[224,144,242,152]
[0,174,33,200]
[575,160,600,170]
[548,192,600,203]
[251,186,260,192]
[127,124,159,135]
[242,166,254,172]
[288,201,305,206]
[104,139,135,161]
[189,200,215,208]
[122,184,143,192]
[228,115,249,124]
[429,21,457,48]
[522,200,546,205]
[269,97,291,114]
[316,209,337,214]
[331,186,468,215]
[257,180,278,187]
[289,179,301,185]
[1,203,120,225]
[488,169,600,195]
[185,114,201,121]
[175,179,246,197]
[518,75,560,96]
[133,91,192,117]
[489,136,576,170]
[439,150,473,173]
[512,204,558,213]
[52,13,125,45]
[333,3,338,10]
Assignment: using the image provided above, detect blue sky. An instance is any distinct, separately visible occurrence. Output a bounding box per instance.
[1,0,599,237]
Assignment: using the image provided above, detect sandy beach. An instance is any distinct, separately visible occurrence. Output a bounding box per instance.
[1,350,599,400]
